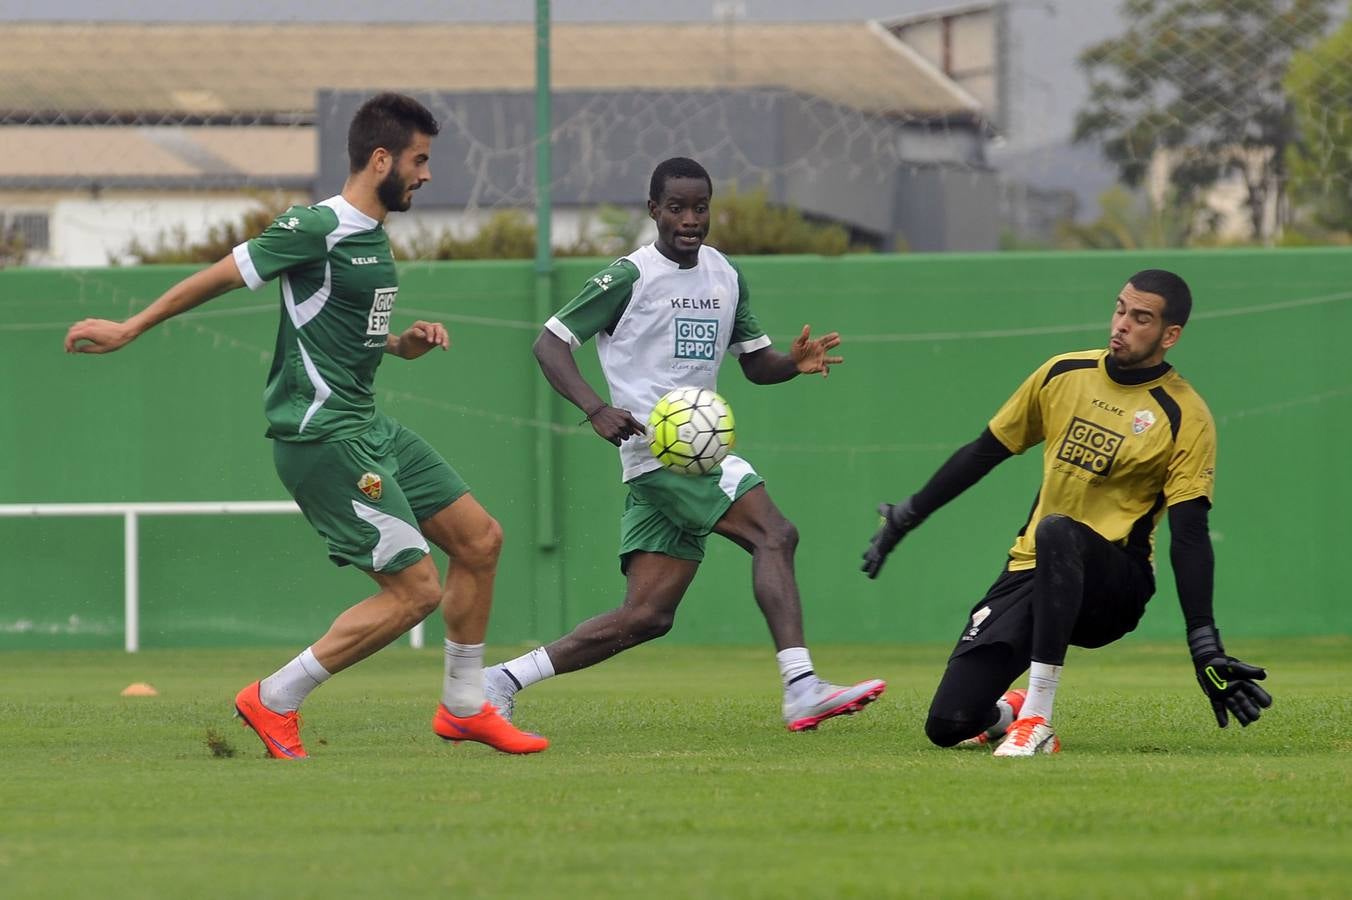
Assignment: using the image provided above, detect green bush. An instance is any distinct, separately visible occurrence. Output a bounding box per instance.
[709,184,868,256]
[123,188,871,264]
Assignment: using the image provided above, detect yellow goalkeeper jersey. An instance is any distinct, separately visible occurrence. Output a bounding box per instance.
[988,350,1216,571]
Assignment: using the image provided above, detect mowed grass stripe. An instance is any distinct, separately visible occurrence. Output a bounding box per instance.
[1,638,1348,899]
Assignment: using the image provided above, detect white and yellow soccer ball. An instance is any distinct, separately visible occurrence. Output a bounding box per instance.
[648,387,736,476]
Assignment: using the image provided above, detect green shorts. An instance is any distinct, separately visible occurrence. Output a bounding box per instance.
[272,413,469,574]
[618,454,764,571]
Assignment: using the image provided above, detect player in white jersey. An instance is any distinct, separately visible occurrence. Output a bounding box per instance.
[65,94,546,757]
[486,158,885,732]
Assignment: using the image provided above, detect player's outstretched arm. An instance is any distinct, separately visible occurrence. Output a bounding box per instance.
[64,254,246,354]
[532,330,644,446]
[738,324,842,384]
[386,320,449,359]
[861,428,1014,579]
[1170,499,1273,727]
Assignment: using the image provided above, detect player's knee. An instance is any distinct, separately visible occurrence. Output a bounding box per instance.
[458,516,504,570]
[760,517,799,555]
[391,564,442,620]
[925,714,981,748]
[410,581,443,620]
[628,607,676,641]
[1034,513,1080,553]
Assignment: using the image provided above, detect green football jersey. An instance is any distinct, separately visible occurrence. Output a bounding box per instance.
[233,196,399,442]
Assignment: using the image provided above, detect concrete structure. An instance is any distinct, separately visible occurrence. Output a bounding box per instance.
[0,20,999,265]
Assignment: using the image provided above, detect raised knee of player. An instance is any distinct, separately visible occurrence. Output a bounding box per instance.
[761,516,799,554]
[1033,513,1080,550]
[626,606,677,642]
[388,557,443,621]
[458,513,504,571]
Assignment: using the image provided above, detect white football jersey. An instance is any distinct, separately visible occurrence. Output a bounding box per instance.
[545,243,770,480]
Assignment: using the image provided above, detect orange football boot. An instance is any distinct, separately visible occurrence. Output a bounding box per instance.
[234,681,307,760]
[957,688,1028,748]
[433,702,548,754]
[992,715,1061,757]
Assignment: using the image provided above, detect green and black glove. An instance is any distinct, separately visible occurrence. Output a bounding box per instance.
[1188,625,1273,728]
[861,498,922,580]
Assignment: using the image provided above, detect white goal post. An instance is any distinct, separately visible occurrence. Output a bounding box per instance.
[0,502,427,653]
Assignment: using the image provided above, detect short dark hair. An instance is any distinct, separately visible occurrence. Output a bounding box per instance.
[347,93,440,174]
[1129,269,1193,326]
[649,157,713,203]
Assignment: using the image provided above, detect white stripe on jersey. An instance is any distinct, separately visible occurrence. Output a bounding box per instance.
[232,242,265,291]
[295,339,333,435]
[545,316,581,349]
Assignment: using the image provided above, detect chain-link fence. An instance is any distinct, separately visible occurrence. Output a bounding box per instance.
[0,1,1349,266]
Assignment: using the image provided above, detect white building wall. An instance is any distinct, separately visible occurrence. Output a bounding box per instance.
[34,195,655,268]
[47,194,278,267]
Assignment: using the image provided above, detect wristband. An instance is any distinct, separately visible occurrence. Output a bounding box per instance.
[579,403,607,425]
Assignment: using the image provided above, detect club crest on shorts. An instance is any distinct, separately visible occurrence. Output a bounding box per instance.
[964,605,992,640]
[357,472,382,502]
[1133,409,1157,435]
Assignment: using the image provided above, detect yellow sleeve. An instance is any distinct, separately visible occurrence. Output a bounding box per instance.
[987,361,1050,454]
[1164,404,1216,506]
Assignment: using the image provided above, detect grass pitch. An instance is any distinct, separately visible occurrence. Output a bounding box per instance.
[2,638,1349,899]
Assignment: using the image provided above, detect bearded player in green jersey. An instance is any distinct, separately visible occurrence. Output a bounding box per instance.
[64,93,546,758]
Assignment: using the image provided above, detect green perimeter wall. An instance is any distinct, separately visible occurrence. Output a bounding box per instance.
[2,248,1349,650]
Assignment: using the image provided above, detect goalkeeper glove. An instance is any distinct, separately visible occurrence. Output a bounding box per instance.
[1188,624,1273,728]
[860,498,922,580]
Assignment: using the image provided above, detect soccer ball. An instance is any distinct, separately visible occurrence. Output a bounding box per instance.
[648,387,736,476]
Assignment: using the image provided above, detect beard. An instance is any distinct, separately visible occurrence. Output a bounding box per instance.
[1111,335,1163,368]
[377,168,413,212]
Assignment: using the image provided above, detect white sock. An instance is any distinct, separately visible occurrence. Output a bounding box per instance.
[776,647,816,693]
[259,647,331,713]
[442,640,486,716]
[1022,661,1063,723]
[988,693,1019,737]
[500,647,555,691]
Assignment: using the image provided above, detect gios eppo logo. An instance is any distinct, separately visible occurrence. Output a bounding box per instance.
[1056,416,1124,476]
[674,318,718,360]
[366,287,396,336]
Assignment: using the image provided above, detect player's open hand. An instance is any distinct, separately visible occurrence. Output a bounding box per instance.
[1193,654,1272,728]
[392,321,450,359]
[1187,625,1273,728]
[587,405,647,446]
[65,318,136,354]
[790,324,843,377]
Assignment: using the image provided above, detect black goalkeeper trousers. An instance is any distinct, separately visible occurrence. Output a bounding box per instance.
[924,514,1154,747]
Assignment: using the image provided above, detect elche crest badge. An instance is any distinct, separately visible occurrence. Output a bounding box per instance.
[357,472,383,502]
[1132,410,1157,435]
[965,605,992,640]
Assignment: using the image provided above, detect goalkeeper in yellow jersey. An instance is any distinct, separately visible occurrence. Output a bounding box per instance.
[861,269,1272,756]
